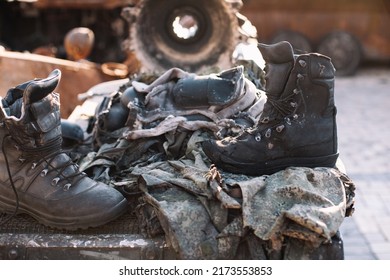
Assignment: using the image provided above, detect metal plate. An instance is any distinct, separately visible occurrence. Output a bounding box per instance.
[0,207,176,260]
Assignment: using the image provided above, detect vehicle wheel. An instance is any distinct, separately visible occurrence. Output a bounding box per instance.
[126,0,239,73]
[317,31,361,76]
[271,31,312,53]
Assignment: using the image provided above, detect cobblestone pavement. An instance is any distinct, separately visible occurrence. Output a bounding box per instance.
[336,65,390,260]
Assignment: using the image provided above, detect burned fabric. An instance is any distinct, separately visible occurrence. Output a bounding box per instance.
[76,65,355,259]
[122,152,353,259]
[237,167,348,247]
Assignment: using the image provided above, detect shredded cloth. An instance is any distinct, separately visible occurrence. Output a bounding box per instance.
[76,66,355,259]
[129,155,353,259]
[79,137,354,259]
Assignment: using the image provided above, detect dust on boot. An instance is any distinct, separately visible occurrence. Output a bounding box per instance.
[0,69,128,230]
[202,41,338,176]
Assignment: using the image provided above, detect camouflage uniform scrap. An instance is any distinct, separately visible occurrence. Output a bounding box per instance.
[76,66,354,259]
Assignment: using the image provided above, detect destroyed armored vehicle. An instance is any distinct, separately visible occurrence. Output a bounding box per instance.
[0,0,354,260]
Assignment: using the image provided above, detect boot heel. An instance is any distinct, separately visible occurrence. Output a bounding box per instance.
[306,153,339,168]
[264,153,340,175]
[0,199,17,214]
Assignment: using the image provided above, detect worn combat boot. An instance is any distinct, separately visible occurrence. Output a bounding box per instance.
[0,69,128,230]
[172,66,245,108]
[202,41,338,176]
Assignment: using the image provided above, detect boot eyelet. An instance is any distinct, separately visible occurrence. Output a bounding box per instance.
[293,89,300,95]
[276,125,285,132]
[63,184,71,191]
[293,114,299,120]
[265,129,271,138]
[51,177,60,186]
[290,102,297,108]
[255,134,261,142]
[261,117,269,124]
[299,60,307,67]
[31,162,37,170]
[286,118,292,125]
[297,74,304,80]
[40,169,48,177]
[18,157,26,163]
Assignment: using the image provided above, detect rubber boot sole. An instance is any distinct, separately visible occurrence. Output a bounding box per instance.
[0,196,129,231]
[213,153,339,176]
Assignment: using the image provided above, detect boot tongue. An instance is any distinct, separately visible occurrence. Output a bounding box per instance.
[1,70,63,150]
[23,69,61,105]
[258,41,294,96]
[258,41,294,64]
[257,42,295,124]
[25,70,62,146]
[1,70,61,120]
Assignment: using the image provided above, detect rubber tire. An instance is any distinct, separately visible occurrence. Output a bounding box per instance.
[271,30,312,54]
[129,0,239,73]
[317,31,362,76]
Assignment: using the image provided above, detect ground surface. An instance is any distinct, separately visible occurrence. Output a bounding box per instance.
[337,65,390,259]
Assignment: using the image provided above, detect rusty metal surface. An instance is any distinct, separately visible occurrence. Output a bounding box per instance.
[241,0,390,61]
[0,205,176,260]
[0,233,174,260]
[124,0,243,73]
[34,0,136,9]
[0,51,115,118]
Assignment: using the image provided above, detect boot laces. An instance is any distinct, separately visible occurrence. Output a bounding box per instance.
[261,89,300,124]
[0,135,19,225]
[0,134,86,225]
[246,76,305,140]
[20,136,86,188]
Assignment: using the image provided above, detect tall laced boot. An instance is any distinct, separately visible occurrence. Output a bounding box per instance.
[0,69,128,230]
[202,41,338,176]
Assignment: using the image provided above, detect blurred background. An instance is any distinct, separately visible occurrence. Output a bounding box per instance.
[0,0,390,260]
[0,0,130,63]
[241,0,390,75]
[1,0,389,74]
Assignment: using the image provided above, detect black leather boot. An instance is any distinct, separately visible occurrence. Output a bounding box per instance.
[0,69,128,230]
[172,66,245,108]
[202,41,338,176]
